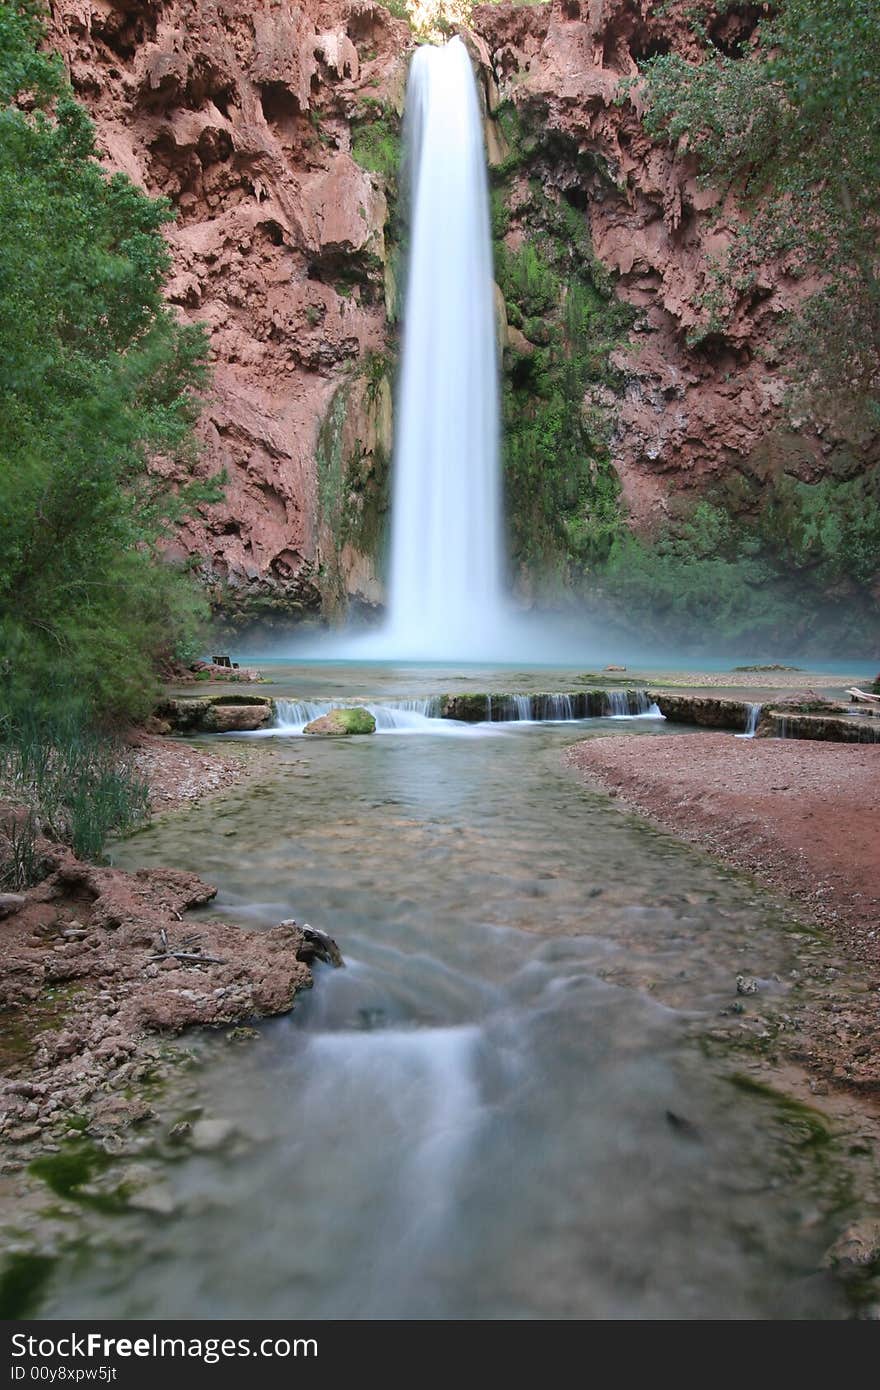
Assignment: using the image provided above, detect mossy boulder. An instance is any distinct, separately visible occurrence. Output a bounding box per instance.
[303,707,376,736]
[440,694,490,722]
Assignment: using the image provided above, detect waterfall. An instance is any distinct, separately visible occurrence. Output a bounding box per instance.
[381,37,504,659]
[270,691,665,733]
[735,702,762,739]
[604,690,661,718]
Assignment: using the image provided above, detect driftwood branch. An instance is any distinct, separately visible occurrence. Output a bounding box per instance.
[148,950,227,966]
[847,687,880,704]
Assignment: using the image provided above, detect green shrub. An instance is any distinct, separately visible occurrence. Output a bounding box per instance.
[0,706,149,880]
[0,2,217,723]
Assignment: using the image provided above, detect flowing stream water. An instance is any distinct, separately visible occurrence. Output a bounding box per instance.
[35,679,861,1320]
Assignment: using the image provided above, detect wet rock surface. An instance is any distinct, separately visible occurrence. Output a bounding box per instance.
[304,705,376,735]
[0,843,340,1171]
[155,694,274,734]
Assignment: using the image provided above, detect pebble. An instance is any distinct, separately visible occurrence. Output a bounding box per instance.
[128,1185,176,1217]
[190,1118,235,1152]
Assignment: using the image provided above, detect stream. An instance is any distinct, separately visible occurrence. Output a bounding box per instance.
[33,669,864,1318]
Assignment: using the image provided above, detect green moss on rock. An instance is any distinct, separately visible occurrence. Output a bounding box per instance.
[304,707,376,736]
[0,1252,56,1318]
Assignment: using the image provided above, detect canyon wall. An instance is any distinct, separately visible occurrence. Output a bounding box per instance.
[48,0,411,629]
[47,0,874,627]
[473,0,871,535]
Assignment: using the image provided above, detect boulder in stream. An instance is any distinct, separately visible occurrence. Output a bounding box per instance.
[304,707,376,736]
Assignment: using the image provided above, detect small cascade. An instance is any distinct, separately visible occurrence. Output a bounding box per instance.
[735,703,763,739]
[603,690,663,719]
[368,699,444,731]
[274,699,333,731]
[534,693,574,722]
[274,698,445,735]
[489,694,537,722]
[271,691,664,734]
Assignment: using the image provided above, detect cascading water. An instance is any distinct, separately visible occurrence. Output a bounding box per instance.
[735,702,762,739]
[268,690,664,733]
[381,37,505,659]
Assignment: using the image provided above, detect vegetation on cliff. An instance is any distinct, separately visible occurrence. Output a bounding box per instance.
[599,0,880,649]
[0,1,216,724]
[489,2,880,649]
[491,106,635,590]
[640,0,880,426]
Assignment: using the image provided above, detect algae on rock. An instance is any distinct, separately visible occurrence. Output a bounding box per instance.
[303,707,377,736]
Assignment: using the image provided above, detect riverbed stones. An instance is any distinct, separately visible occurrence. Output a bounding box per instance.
[303,707,376,736]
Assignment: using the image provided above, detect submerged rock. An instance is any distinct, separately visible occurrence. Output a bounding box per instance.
[190,1119,236,1153]
[304,707,376,736]
[292,922,344,968]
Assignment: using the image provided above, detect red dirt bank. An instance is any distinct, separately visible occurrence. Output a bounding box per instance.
[567,733,880,1090]
[567,739,873,945]
[567,734,880,948]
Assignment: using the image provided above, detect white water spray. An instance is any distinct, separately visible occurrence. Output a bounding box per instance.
[380,37,505,659]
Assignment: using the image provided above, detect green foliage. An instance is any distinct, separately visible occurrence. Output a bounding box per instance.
[0,2,216,722]
[596,478,880,651]
[491,130,635,581]
[638,0,880,421]
[379,0,412,21]
[351,101,400,185]
[0,1253,56,1320]
[0,706,149,882]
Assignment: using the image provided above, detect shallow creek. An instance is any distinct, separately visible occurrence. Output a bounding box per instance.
[30,682,871,1318]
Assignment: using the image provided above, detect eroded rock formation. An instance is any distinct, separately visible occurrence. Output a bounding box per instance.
[48,0,410,626]
[472,0,870,530]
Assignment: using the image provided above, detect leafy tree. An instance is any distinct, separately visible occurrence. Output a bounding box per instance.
[0,1,217,722]
[638,0,880,423]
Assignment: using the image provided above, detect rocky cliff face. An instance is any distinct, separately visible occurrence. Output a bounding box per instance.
[473,0,868,534]
[48,0,410,628]
[48,0,872,627]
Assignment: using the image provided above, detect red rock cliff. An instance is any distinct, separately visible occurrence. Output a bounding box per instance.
[48,0,410,628]
[472,0,873,531]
